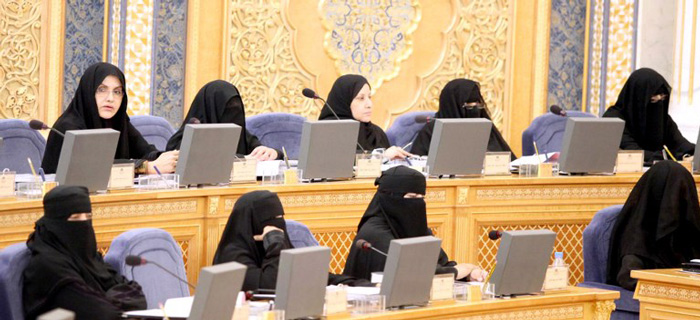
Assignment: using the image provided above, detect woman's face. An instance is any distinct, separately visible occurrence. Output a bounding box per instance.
[95,75,124,120]
[350,84,373,123]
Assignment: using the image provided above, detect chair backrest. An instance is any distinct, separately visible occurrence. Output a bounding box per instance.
[130,115,176,151]
[285,220,319,248]
[0,119,46,174]
[583,205,623,283]
[521,111,596,156]
[0,242,31,320]
[246,113,306,159]
[104,228,188,309]
[385,111,435,148]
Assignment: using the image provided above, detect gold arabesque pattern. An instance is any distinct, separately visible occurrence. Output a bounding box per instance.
[0,0,41,120]
[453,306,584,320]
[478,223,588,284]
[637,283,700,303]
[603,1,635,108]
[123,0,154,116]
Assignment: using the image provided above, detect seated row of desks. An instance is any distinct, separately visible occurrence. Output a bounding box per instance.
[0,174,657,286]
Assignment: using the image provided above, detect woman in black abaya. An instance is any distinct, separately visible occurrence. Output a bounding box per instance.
[165,80,280,161]
[607,161,700,290]
[343,166,487,281]
[41,62,178,174]
[23,186,146,320]
[319,74,412,160]
[212,190,370,291]
[603,68,694,163]
[410,79,514,160]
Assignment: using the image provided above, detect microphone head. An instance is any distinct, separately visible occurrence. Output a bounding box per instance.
[488,230,502,240]
[28,119,47,130]
[125,255,146,266]
[414,114,431,124]
[549,105,566,116]
[302,88,318,99]
[355,239,371,251]
[188,117,201,124]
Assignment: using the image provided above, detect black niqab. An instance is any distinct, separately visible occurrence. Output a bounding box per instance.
[607,161,700,288]
[410,79,515,159]
[319,74,390,151]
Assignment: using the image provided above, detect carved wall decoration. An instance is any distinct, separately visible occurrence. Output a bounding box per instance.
[122,0,154,116]
[637,283,700,303]
[456,305,583,320]
[225,1,318,118]
[547,0,586,111]
[319,0,421,90]
[0,0,41,120]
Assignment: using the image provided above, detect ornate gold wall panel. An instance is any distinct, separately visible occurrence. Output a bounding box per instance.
[0,0,41,120]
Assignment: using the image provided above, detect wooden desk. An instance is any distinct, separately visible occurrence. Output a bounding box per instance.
[0,174,647,285]
[632,269,700,319]
[343,287,619,320]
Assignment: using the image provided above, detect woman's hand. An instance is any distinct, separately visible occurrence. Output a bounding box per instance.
[454,263,488,281]
[249,146,278,161]
[148,150,179,173]
[384,146,413,161]
[253,225,283,241]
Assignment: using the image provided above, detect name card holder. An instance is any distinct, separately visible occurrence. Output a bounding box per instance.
[355,154,382,179]
[324,286,348,316]
[543,266,569,291]
[0,170,15,199]
[615,150,644,173]
[230,158,258,183]
[483,152,511,176]
[108,163,135,191]
[430,273,455,301]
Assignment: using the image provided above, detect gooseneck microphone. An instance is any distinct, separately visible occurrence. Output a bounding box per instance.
[29,119,65,138]
[125,255,196,290]
[301,88,367,153]
[549,105,567,117]
[488,230,503,240]
[414,114,433,124]
[356,239,388,257]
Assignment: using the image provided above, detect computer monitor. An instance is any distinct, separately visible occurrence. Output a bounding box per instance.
[380,236,442,308]
[488,230,556,296]
[274,246,331,319]
[297,120,359,180]
[55,129,120,192]
[175,124,241,186]
[426,119,492,176]
[188,261,247,320]
[558,117,625,174]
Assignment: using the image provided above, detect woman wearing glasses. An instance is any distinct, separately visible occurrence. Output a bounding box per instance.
[42,63,179,174]
[603,68,694,163]
[410,79,515,159]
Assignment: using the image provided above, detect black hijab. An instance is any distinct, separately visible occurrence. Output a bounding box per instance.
[166,80,251,154]
[23,186,145,317]
[343,166,455,280]
[410,79,514,159]
[319,74,390,151]
[212,191,291,288]
[42,63,152,174]
[607,161,700,286]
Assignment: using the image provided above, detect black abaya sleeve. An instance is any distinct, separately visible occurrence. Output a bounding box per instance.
[410,123,434,156]
[616,254,645,291]
[126,123,161,160]
[238,230,290,291]
[25,283,123,320]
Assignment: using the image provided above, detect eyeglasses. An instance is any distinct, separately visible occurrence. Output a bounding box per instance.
[462,102,485,110]
[96,86,124,98]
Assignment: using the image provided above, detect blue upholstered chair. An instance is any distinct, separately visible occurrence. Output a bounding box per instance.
[521,111,596,156]
[285,220,319,248]
[104,228,189,309]
[385,111,435,148]
[246,113,306,159]
[0,243,32,320]
[130,115,176,151]
[578,205,638,320]
[0,119,46,174]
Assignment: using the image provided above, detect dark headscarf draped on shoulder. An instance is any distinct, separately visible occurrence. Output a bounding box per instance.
[411,79,514,159]
[319,74,390,151]
[606,68,671,151]
[42,63,137,173]
[607,161,700,286]
[166,80,250,154]
[23,186,145,317]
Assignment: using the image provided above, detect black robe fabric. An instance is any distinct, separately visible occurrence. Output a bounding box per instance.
[603,68,694,163]
[165,80,280,158]
[606,161,700,290]
[410,79,515,160]
[343,166,458,281]
[23,186,146,320]
[42,63,159,174]
[212,190,369,291]
[319,74,390,151]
